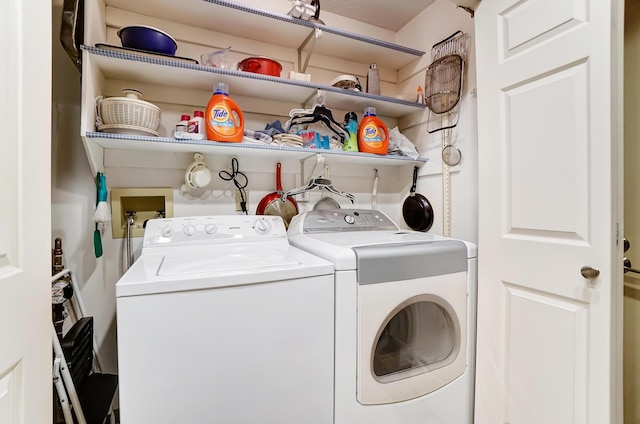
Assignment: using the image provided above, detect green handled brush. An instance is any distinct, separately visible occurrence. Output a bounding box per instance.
[93,172,110,258]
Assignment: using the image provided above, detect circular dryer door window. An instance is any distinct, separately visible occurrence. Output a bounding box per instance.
[373,299,459,380]
[357,271,468,405]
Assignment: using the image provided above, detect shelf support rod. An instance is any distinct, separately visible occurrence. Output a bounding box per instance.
[296,153,323,202]
[301,89,326,109]
[297,28,322,73]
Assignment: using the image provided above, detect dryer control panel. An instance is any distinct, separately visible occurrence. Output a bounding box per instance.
[142,215,288,248]
[290,209,398,233]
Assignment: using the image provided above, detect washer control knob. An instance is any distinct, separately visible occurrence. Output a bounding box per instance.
[344,215,356,225]
[161,226,174,238]
[253,219,271,234]
[183,224,197,236]
[204,223,217,235]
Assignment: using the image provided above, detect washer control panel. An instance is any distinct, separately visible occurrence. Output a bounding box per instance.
[294,209,398,233]
[142,215,286,248]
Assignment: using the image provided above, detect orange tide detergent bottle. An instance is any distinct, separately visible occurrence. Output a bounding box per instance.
[358,107,389,155]
[205,82,244,142]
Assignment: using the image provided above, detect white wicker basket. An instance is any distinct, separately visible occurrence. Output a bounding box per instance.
[96,89,161,134]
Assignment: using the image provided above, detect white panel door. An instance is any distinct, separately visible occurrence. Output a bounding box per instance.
[0,0,52,423]
[475,0,623,423]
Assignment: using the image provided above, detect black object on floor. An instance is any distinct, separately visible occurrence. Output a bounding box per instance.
[61,317,118,424]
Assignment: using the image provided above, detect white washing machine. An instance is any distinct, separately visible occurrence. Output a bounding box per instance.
[115,215,335,424]
[287,209,478,424]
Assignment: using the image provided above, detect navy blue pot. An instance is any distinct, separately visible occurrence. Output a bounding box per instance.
[117,25,177,55]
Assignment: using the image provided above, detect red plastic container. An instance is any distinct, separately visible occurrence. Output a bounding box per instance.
[238,56,282,77]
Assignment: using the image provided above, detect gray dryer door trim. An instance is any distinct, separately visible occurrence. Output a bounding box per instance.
[353,240,468,284]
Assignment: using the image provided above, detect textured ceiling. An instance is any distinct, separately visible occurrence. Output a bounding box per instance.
[318,0,437,31]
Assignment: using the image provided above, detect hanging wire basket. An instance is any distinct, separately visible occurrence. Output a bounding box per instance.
[425,54,463,115]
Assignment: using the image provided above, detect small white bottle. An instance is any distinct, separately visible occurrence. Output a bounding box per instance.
[174,114,190,139]
[177,114,190,132]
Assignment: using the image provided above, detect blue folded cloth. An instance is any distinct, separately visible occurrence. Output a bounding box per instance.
[264,120,286,136]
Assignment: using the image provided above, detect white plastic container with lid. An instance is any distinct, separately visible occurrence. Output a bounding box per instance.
[174,113,204,140]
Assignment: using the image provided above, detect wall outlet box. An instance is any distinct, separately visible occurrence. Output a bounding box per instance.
[110,188,174,238]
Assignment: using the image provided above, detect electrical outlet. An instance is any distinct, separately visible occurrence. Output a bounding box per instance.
[235,190,247,211]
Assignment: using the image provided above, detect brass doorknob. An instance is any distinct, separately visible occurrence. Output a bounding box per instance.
[581,266,600,279]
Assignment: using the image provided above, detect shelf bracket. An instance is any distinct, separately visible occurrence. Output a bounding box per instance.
[457,5,475,18]
[297,28,322,73]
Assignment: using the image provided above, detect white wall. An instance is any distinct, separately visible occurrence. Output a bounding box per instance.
[52,0,120,373]
[52,0,478,375]
[397,0,478,242]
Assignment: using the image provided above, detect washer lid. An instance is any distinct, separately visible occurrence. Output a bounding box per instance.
[157,245,300,277]
[115,244,334,297]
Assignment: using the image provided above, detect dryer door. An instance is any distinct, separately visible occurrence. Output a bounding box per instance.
[357,271,468,405]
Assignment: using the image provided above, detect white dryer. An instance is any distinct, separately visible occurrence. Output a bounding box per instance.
[287,209,478,424]
[115,215,335,424]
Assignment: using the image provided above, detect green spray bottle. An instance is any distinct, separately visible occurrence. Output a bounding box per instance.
[343,111,359,152]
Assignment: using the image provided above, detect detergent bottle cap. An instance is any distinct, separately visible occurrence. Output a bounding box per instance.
[180,114,191,121]
[364,106,377,116]
[193,110,204,118]
[214,82,229,95]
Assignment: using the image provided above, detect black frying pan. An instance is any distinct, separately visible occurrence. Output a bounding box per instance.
[402,166,434,232]
[60,0,84,72]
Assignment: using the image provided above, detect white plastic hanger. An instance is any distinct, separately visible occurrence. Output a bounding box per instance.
[281,155,355,202]
[287,0,316,20]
